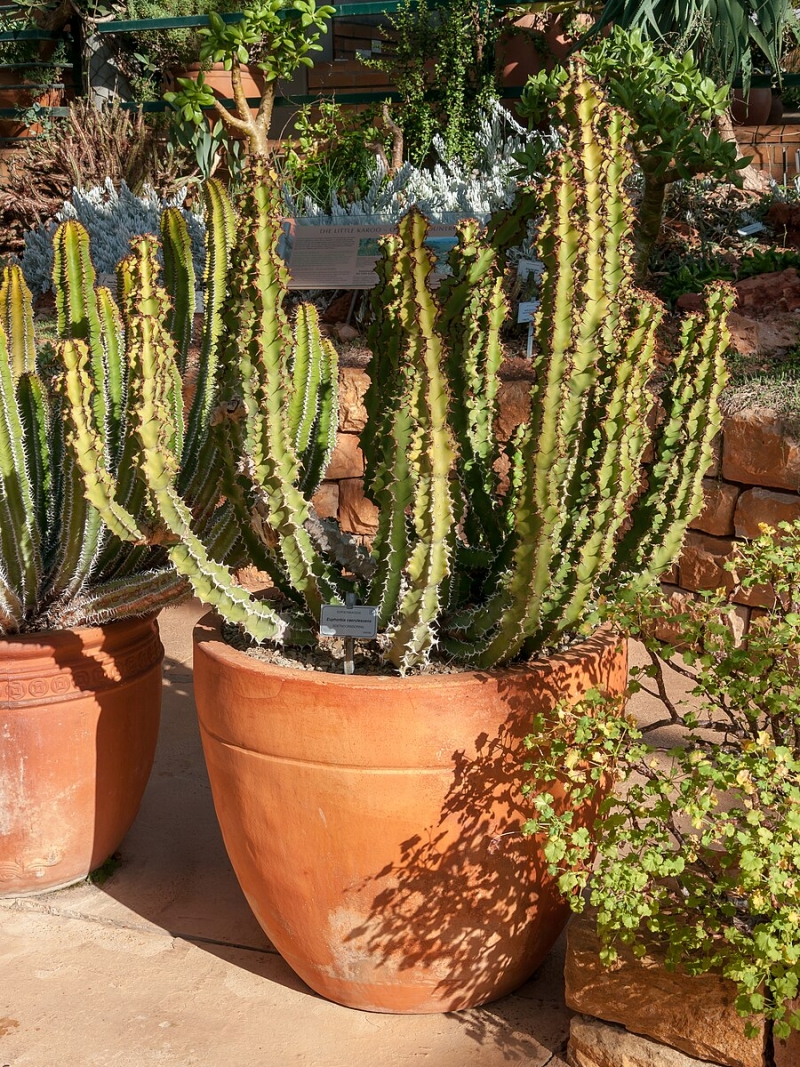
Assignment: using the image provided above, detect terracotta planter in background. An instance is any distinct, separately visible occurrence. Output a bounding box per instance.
[730,87,774,125]
[193,615,627,1013]
[164,62,265,118]
[0,69,63,139]
[499,13,562,88]
[0,615,163,897]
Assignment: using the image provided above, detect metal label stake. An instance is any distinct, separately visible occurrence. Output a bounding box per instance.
[320,597,379,676]
[344,593,356,675]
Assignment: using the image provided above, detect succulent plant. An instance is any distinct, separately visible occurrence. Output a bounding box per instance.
[55,70,731,671]
[0,244,191,633]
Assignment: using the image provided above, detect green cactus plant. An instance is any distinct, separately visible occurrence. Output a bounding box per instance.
[54,70,731,673]
[0,198,240,631]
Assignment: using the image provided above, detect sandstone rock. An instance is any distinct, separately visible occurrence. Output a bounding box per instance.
[734,487,800,539]
[725,603,751,646]
[324,433,364,480]
[338,478,379,535]
[311,481,339,521]
[652,586,695,645]
[726,312,759,357]
[678,532,736,595]
[755,315,800,354]
[338,368,370,432]
[676,293,703,312]
[653,586,749,646]
[567,1016,725,1067]
[689,479,740,537]
[735,268,800,315]
[496,379,531,440]
[708,433,722,478]
[565,912,767,1067]
[678,532,774,608]
[333,322,360,343]
[233,565,272,591]
[722,410,800,492]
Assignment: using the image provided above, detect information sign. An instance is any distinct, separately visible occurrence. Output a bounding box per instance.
[283,218,460,290]
[320,604,379,640]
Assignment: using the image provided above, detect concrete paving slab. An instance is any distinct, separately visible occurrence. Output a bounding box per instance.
[0,601,572,1067]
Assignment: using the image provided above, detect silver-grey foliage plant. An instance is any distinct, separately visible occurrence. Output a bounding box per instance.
[283,104,558,220]
[20,180,206,295]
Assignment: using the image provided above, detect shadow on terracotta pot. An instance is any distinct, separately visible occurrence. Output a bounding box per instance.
[192,616,626,1015]
[330,661,612,1012]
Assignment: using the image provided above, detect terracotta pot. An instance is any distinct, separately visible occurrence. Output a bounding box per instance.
[498,13,589,89]
[193,615,627,1013]
[0,615,163,897]
[164,62,265,117]
[0,69,62,139]
[768,93,784,124]
[731,87,773,125]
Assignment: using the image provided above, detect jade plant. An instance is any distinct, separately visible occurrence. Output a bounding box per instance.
[523,519,800,1037]
[164,0,335,158]
[44,69,732,673]
[517,29,750,278]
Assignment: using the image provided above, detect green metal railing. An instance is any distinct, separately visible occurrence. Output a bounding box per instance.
[0,1,519,136]
[1,1,799,140]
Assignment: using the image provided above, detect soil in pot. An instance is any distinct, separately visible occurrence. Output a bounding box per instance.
[193,614,627,1013]
[0,615,163,896]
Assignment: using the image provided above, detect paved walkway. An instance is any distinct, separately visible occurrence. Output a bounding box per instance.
[0,602,575,1067]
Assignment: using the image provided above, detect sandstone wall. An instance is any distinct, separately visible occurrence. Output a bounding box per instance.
[324,369,799,633]
[316,367,533,536]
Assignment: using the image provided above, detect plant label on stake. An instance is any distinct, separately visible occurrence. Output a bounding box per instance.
[320,596,378,675]
[737,221,764,237]
[517,300,539,359]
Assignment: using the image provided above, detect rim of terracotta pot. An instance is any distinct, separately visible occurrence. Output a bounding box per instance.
[0,610,158,640]
[194,610,622,688]
[0,612,160,654]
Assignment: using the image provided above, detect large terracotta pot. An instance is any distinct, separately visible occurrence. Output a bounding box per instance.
[193,614,627,1013]
[0,69,62,139]
[0,615,163,897]
[730,87,774,125]
[499,13,564,88]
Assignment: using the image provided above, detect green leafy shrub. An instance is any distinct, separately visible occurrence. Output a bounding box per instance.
[737,246,800,278]
[523,519,800,1037]
[657,255,736,305]
[280,101,391,213]
[519,28,750,277]
[363,0,500,166]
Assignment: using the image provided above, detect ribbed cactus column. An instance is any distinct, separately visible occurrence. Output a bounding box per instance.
[430,75,730,667]
[16,68,730,667]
